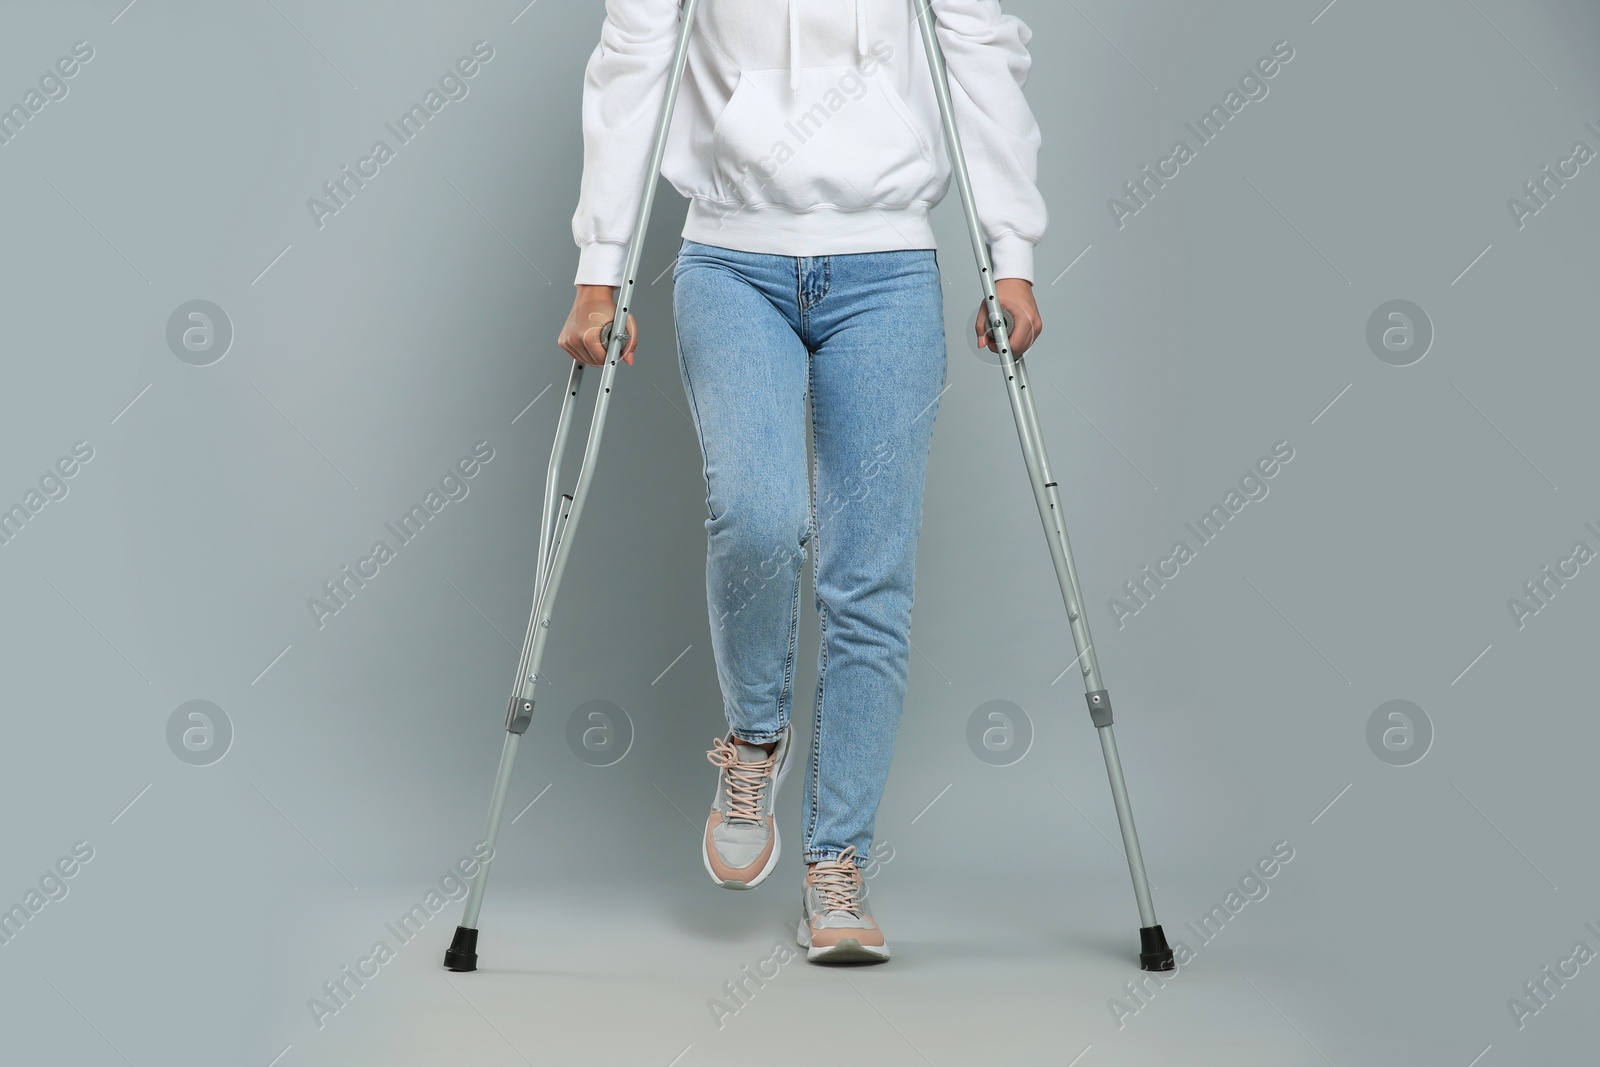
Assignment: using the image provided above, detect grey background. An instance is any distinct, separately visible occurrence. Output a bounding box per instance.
[2,0,1598,1063]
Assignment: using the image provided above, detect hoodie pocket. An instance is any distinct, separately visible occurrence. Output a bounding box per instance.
[710,66,934,213]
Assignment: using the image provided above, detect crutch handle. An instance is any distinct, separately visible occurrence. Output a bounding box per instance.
[985,308,1015,351]
[599,319,630,351]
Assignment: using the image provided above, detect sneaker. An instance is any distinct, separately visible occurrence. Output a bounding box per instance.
[702,726,792,889]
[797,845,890,963]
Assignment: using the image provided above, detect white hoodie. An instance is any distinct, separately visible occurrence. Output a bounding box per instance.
[572,0,1048,286]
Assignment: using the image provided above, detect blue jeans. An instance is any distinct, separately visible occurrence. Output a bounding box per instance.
[672,238,947,868]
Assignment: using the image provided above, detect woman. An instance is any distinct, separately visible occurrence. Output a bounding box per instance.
[558,0,1047,964]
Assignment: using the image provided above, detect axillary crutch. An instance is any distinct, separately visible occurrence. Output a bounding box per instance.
[443,0,704,973]
[912,1,1174,971]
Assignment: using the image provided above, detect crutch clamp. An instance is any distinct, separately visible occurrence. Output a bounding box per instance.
[1085,689,1114,728]
[1139,925,1175,971]
[505,696,534,734]
[599,320,629,350]
[444,925,479,972]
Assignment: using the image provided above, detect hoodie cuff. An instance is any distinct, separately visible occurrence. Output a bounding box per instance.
[988,233,1037,284]
[574,241,628,287]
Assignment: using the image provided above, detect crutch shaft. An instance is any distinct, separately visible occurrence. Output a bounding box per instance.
[1008,356,1102,690]
[912,0,1172,970]
[1099,726,1156,926]
[446,0,704,973]
[500,0,704,718]
[537,361,585,594]
[459,732,520,929]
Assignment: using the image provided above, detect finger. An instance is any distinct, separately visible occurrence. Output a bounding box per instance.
[1005,317,1030,356]
[1012,313,1032,347]
[624,314,638,365]
[582,324,607,365]
[1018,320,1040,355]
[560,330,583,363]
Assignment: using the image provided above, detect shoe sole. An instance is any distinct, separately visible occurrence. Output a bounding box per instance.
[796,918,891,963]
[703,728,794,890]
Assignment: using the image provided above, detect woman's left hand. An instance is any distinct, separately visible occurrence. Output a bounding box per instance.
[974,278,1043,357]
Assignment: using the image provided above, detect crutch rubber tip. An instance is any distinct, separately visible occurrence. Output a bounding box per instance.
[1138,924,1175,971]
[444,926,479,972]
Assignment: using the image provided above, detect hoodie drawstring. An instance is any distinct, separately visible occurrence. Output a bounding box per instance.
[789,0,869,92]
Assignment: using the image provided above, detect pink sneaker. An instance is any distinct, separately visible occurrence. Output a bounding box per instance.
[797,846,890,963]
[702,727,792,889]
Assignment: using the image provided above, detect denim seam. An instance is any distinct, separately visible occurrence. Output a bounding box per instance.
[673,310,718,524]
[797,255,831,314]
[793,258,809,338]
[777,547,801,733]
[804,349,827,857]
[808,596,829,856]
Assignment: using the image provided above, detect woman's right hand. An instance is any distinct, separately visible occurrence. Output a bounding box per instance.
[559,284,639,366]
